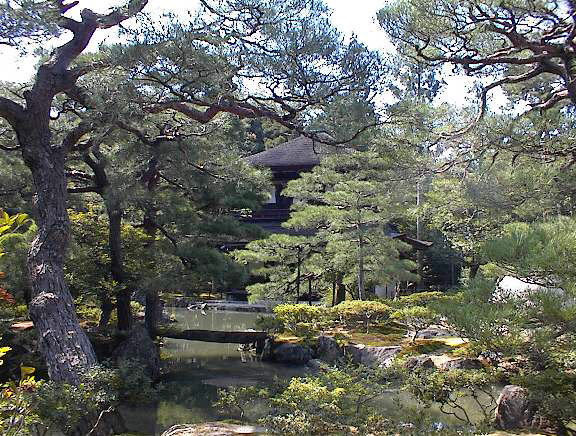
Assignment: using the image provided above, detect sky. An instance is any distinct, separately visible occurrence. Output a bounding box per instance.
[1,0,487,108]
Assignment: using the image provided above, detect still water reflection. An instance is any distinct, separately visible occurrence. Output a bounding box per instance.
[121,308,298,435]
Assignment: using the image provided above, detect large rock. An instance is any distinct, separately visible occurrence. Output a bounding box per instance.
[272,343,313,364]
[316,335,343,364]
[440,357,483,370]
[495,385,536,430]
[112,325,161,379]
[306,359,328,373]
[344,344,402,368]
[404,355,436,371]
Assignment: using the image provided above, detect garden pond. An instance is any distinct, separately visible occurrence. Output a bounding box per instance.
[120,308,498,435]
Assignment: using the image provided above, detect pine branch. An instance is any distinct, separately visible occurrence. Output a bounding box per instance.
[0,97,25,127]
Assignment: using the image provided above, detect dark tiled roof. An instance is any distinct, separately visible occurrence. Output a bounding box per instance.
[245,135,335,168]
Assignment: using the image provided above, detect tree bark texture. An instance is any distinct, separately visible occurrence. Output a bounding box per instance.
[357,232,365,300]
[98,293,114,330]
[335,275,346,305]
[469,261,480,280]
[19,120,96,383]
[106,201,132,331]
[80,151,133,332]
[145,290,160,337]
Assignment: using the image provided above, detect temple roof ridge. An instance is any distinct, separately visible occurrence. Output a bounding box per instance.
[244,135,337,168]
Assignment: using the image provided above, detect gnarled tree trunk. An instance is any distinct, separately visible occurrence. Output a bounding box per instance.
[0,0,149,385]
[469,259,480,280]
[20,120,97,383]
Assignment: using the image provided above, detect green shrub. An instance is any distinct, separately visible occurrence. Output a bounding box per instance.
[0,303,27,320]
[216,364,474,435]
[273,304,329,336]
[255,315,285,334]
[31,366,119,434]
[30,362,155,434]
[391,291,447,308]
[75,303,101,322]
[391,305,438,342]
[332,300,392,333]
[405,368,497,428]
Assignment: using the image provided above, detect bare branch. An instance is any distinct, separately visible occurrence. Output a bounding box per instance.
[441,66,546,139]
[147,98,384,146]
[58,1,80,14]
[0,143,20,152]
[50,1,149,74]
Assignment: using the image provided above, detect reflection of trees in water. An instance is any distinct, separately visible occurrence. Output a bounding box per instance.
[147,309,284,433]
[171,309,256,332]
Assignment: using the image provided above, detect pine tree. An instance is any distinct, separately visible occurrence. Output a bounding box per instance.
[285,150,417,300]
[0,0,385,381]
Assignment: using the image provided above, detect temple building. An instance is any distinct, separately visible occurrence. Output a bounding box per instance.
[239,135,432,300]
[242,135,331,233]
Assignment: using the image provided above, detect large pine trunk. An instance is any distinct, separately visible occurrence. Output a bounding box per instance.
[20,123,97,383]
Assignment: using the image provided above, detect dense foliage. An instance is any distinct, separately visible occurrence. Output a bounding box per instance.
[1,0,576,434]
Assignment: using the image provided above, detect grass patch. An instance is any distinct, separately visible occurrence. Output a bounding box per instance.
[370,321,407,335]
[273,334,306,344]
[398,337,470,357]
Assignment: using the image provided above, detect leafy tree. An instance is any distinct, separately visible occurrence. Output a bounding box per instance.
[0,211,33,250]
[0,212,35,304]
[379,0,576,180]
[234,234,318,302]
[0,0,63,48]
[65,208,157,328]
[405,368,496,428]
[0,0,385,382]
[0,0,150,383]
[217,364,472,435]
[424,174,502,279]
[0,212,35,309]
[423,154,576,279]
[284,150,417,299]
[379,0,576,112]
[485,218,576,292]
[433,217,576,433]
